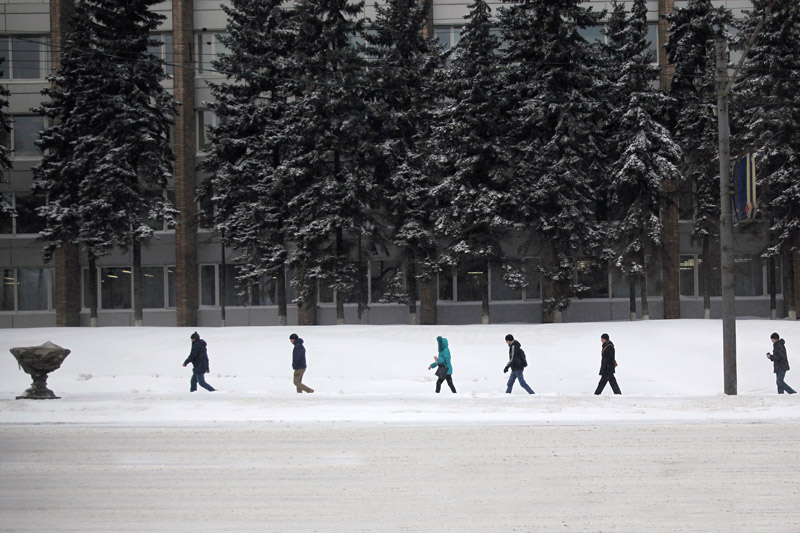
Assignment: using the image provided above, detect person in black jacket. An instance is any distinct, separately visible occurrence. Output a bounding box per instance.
[594,333,621,395]
[503,334,534,394]
[289,333,314,393]
[766,332,796,394]
[183,331,216,392]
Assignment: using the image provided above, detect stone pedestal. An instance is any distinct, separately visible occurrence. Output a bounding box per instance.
[10,341,71,399]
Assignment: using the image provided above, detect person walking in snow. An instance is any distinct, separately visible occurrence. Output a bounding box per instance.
[183,331,216,392]
[290,333,314,393]
[504,334,534,394]
[594,333,621,395]
[429,336,456,393]
[766,332,796,394]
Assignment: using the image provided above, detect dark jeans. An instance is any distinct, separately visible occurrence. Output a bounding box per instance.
[190,372,215,392]
[595,374,621,395]
[506,370,535,394]
[776,371,796,394]
[436,374,457,393]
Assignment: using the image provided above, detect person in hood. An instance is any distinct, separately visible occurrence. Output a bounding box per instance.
[504,334,534,394]
[594,333,621,395]
[428,336,456,393]
[767,332,796,394]
[290,333,314,393]
[183,331,216,392]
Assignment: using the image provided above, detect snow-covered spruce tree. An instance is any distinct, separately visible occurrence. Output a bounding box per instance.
[0,58,11,219]
[732,0,800,319]
[429,0,514,324]
[605,0,682,321]
[363,0,443,325]
[665,0,731,319]
[34,0,177,326]
[498,0,607,323]
[200,0,297,326]
[282,0,373,325]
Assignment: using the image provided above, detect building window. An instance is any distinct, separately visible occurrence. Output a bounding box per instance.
[698,256,722,297]
[197,110,216,152]
[200,264,217,306]
[142,266,165,308]
[0,35,51,80]
[370,260,401,303]
[100,267,132,309]
[679,255,697,296]
[490,261,523,301]
[575,259,609,299]
[438,265,454,301]
[10,115,45,158]
[167,266,176,307]
[196,32,229,74]
[147,33,174,77]
[0,267,54,311]
[734,254,764,297]
[434,26,462,52]
[579,25,605,44]
[523,258,541,300]
[0,192,46,235]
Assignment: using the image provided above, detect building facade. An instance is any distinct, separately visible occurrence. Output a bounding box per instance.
[1,0,797,327]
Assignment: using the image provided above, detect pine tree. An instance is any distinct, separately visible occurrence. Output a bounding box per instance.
[499,0,607,322]
[429,0,514,324]
[363,0,443,325]
[0,58,11,219]
[282,0,373,325]
[665,0,731,319]
[200,0,297,325]
[605,0,682,320]
[34,0,177,325]
[732,0,800,319]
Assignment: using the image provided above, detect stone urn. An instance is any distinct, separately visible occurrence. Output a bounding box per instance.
[10,341,71,399]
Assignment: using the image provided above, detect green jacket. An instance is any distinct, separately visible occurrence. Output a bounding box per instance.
[430,336,453,375]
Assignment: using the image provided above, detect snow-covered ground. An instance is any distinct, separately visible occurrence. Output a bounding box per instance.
[1,319,799,425]
[2,320,800,532]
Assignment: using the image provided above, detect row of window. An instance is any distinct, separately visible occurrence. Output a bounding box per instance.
[0,254,782,313]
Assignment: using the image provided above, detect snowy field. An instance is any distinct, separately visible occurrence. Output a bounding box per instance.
[2,319,800,532]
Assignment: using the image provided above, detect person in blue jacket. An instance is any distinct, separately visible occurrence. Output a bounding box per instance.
[182,331,216,392]
[289,333,314,393]
[428,336,457,393]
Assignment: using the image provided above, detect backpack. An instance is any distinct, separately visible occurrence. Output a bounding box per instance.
[518,347,528,368]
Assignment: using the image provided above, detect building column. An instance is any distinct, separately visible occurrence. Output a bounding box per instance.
[50,0,81,327]
[173,0,198,326]
[659,0,680,319]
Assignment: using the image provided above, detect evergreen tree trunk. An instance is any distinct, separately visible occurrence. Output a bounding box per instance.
[641,272,650,321]
[405,253,417,325]
[335,228,345,325]
[419,261,437,325]
[298,277,317,326]
[794,252,800,321]
[702,236,711,319]
[133,239,143,327]
[277,267,288,326]
[768,252,777,320]
[481,262,490,325]
[88,254,98,327]
[629,277,637,321]
[541,245,555,324]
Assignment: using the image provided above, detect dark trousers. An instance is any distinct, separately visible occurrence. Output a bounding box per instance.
[191,372,215,392]
[436,374,457,393]
[595,374,621,395]
[293,368,314,393]
[776,371,797,394]
[506,370,535,394]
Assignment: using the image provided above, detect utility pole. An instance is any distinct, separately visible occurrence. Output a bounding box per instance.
[715,39,737,395]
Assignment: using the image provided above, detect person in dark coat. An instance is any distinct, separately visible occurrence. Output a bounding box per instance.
[766,332,796,394]
[428,336,456,393]
[504,334,534,394]
[183,331,216,392]
[594,333,621,395]
[289,333,314,393]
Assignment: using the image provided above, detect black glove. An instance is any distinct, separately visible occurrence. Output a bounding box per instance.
[503,365,509,373]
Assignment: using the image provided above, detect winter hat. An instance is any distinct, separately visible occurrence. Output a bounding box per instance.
[289,333,299,340]
[601,333,610,341]
[505,334,514,342]
[771,332,780,340]
[190,331,199,340]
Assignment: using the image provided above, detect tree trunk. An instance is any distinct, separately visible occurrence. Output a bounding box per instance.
[419,255,437,325]
[406,252,417,325]
[768,252,777,320]
[335,228,345,325]
[702,236,711,319]
[481,260,490,324]
[133,239,143,326]
[785,248,796,320]
[640,272,650,321]
[629,277,637,321]
[540,245,555,324]
[297,277,317,326]
[88,254,98,327]
[277,266,288,326]
[220,235,227,327]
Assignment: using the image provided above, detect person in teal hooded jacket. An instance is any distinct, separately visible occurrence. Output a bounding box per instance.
[428,336,457,393]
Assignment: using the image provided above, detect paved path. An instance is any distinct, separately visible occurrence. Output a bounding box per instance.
[1,422,799,532]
